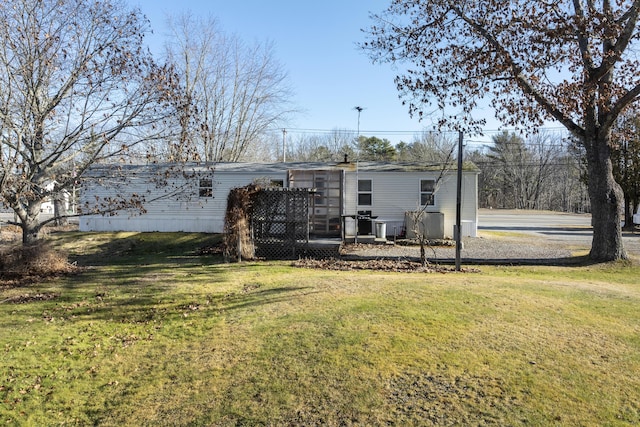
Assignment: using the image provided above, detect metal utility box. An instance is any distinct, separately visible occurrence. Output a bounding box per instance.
[404,212,445,239]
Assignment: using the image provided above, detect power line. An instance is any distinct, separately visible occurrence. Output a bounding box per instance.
[266,126,570,138]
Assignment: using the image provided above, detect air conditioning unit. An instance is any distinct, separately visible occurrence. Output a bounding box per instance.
[405,211,444,239]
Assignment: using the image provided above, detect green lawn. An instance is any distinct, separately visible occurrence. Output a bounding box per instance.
[1,232,639,426]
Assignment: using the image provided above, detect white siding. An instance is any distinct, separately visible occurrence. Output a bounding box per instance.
[80,170,286,233]
[79,162,478,237]
[343,170,358,235]
[346,170,478,238]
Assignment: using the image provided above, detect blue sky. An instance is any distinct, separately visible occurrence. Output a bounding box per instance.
[132,0,445,144]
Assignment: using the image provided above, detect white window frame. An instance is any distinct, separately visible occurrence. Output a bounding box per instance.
[420,179,435,206]
[358,179,372,206]
[199,178,213,198]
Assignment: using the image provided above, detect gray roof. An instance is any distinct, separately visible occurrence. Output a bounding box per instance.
[87,161,480,175]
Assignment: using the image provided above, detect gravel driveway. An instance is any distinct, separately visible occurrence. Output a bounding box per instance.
[343,210,640,264]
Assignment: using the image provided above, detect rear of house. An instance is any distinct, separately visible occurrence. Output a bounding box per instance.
[342,163,478,239]
[79,161,479,239]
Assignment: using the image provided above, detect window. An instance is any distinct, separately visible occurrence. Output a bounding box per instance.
[314,176,326,205]
[358,179,372,206]
[420,179,435,206]
[199,178,213,198]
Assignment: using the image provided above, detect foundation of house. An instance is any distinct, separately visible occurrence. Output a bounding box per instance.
[343,235,391,245]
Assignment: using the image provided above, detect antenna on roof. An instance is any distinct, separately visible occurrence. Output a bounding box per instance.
[353,106,365,137]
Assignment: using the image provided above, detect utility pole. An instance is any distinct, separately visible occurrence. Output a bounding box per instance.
[455,131,464,271]
[282,128,287,162]
[353,106,364,244]
[354,106,363,132]
[354,106,364,150]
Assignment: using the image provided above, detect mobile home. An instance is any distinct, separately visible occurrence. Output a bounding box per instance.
[79,161,479,239]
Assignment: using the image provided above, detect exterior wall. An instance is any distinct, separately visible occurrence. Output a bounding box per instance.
[342,169,358,235]
[79,162,478,238]
[79,168,287,233]
[347,169,478,238]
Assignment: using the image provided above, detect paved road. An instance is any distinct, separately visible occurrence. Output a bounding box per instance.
[478,209,640,255]
[478,209,591,239]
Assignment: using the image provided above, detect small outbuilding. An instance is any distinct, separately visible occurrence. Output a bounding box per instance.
[79,161,479,239]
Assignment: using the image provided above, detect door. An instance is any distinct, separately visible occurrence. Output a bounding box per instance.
[288,169,342,236]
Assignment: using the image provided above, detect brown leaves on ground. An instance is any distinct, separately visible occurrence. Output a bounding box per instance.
[293,258,475,273]
[1,293,59,304]
[0,241,78,286]
[197,242,225,255]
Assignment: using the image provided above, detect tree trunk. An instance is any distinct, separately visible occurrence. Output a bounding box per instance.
[586,134,627,261]
[15,201,44,245]
[21,215,42,245]
[623,198,635,231]
[53,195,68,226]
[419,239,426,267]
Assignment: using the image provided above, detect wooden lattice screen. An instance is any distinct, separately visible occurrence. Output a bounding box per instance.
[251,188,311,259]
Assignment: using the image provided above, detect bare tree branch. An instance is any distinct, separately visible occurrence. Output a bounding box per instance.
[0,0,182,243]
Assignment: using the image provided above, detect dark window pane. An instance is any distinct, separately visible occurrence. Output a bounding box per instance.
[358,179,372,192]
[421,193,434,206]
[358,193,372,205]
[199,178,213,198]
[420,179,435,192]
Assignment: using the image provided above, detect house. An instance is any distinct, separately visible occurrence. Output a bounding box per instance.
[39,181,73,215]
[79,161,480,239]
[0,180,72,217]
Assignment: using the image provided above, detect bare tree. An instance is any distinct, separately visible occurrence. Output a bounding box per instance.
[470,130,585,211]
[0,0,180,244]
[286,129,357,162]
[487,132,533,209]
[164,13,296,162]
[526,132,567,210]
[405,135,457,266]
[397,131,458,163]
[289,134,335,162]
[364,0,640,261]
[487,132,565,209]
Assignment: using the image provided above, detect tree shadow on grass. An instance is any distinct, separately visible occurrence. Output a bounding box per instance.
[52,279,313,325]
[2,260,313,330]
[341,253,612,268]
[41,232,312,323]
[429,254,601,267]
[66,232,224,268]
